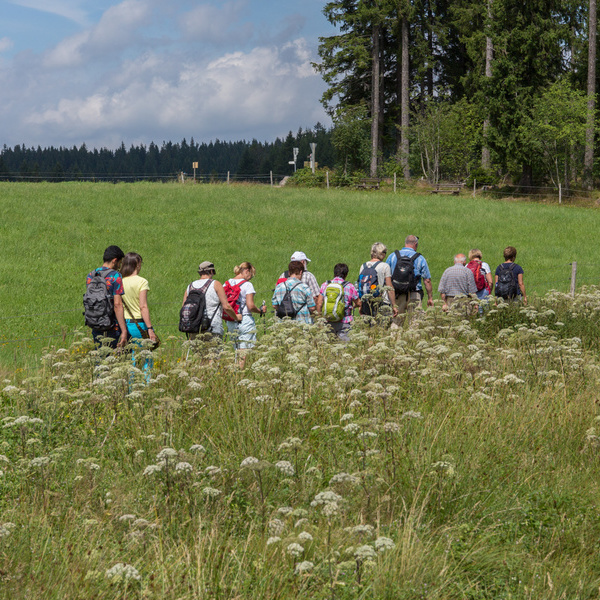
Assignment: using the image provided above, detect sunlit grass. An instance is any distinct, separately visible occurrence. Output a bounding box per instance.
[2,180,600,369]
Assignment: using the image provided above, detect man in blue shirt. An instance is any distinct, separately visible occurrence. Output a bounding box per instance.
[386,235,434,316]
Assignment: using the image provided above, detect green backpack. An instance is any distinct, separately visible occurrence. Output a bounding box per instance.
[322,281,348,322]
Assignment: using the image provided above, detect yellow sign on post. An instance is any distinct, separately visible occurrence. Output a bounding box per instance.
[192,162,198,182]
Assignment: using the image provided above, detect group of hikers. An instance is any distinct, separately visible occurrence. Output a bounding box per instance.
[83,237,526,370]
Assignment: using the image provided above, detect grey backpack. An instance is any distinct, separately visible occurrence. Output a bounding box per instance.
[83,269,116,330]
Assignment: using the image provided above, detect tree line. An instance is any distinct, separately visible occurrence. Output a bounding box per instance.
[315,0,598,190]
[0,126,335,182]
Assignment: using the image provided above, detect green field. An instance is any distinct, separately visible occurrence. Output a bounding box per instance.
[2,182,600,598]
[2,181,600,368]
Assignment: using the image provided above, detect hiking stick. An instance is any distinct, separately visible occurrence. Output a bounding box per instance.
[260,300,266,335]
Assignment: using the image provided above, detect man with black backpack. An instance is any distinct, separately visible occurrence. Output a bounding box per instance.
[494,246,527,305]
[386,235,434,317]
[272,261,316,324]
[83,245,128,349]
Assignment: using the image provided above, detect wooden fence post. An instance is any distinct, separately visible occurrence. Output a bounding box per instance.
[394,173,397,193]
[559,183,562,204]
[326,171,330,189]
[270,171,273,187]
[227,171,230,184]
[570,261,577,296]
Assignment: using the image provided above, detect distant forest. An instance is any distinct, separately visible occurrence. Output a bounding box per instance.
[0,124,334,181]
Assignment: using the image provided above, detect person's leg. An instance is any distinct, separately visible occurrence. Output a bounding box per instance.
[332,321,351,342]
[236,316,257,368]
[92,329,120,349]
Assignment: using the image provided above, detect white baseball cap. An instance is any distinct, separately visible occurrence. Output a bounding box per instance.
[290,251,311,262]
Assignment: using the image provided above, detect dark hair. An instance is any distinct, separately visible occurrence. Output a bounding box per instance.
[103,245,124,263]
[503,246,517,261]
[333,263,349,279]
[288,260,305,276]
[121,252,142,277]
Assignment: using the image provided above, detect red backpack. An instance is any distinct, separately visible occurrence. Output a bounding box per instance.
[466,260,487,292]
[223,280,245,322]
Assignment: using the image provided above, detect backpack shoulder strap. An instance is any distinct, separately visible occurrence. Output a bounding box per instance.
[411,252,421,263]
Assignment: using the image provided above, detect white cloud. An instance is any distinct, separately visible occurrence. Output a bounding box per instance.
[180,1,253,46]
[8,0,90,26]
[25,38,328,146]
[43,0,153,68]
[0,38,14,53]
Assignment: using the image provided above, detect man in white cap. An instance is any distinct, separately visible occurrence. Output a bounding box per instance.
[277,251,319,302]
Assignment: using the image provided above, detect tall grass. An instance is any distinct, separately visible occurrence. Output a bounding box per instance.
[2,181,600,368]
[1,289,600,598]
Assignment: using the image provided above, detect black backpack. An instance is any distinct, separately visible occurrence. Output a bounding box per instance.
[495,263,519,299]
[276,281,305,319]
[179,280,214,333]
[391,251,421,295]
[83,269,116,330]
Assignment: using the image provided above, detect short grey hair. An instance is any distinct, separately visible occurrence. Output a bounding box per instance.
[454,253,466,265]
[405,235,418,247]
[370,242,387,260]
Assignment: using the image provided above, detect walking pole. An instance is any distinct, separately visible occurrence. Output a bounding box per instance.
[261,300,266,335]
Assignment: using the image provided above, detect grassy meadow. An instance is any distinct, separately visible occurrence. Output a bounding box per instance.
[1,183,600,598]
[1,181,600,368]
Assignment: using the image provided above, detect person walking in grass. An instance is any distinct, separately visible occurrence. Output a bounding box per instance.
[466,248,493,300]
[182,261,239,339]
[386,235,434,317]
[357,242,398,317]
[438,253,478,311]
[277,251,320,303]
[223,262,266,368]
[272,260,316,324]
[316,263,361,341]
[84,245,128,349]
[495,246,527,305]
[121,252,157,381]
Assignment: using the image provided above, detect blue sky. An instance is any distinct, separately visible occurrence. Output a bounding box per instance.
[0,0,337,149]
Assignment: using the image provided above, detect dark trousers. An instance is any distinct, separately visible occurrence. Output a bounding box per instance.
[92,329,121,349]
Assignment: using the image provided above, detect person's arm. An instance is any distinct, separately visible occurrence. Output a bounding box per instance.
[384,276,398,317]
[182,288,188,305]
[485,271,493,292]
[245,292,266,315]
[518,273,527,305]
[113,294,128,347]
[138,289,157,342]
[440,292,449,311]
[467,272,478,297]
[214,280,240,321]
[306,290,317,314]
[307,273,320,302]
[423,278,434,307]
[316,294,324,314]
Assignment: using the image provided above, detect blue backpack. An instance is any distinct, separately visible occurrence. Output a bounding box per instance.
[358,261,382,316]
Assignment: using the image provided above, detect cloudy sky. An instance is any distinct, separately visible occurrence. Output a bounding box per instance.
[0,0,336,150]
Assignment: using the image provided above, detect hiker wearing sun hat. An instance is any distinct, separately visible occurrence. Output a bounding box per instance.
[181,261,239,339]
[276,251,319,302]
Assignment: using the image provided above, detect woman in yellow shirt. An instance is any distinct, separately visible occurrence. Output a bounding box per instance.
[121,252,157,382]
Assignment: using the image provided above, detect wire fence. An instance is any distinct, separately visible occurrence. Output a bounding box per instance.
[0,172,289,185]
